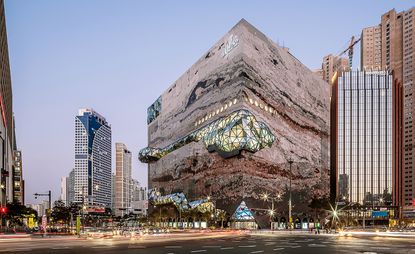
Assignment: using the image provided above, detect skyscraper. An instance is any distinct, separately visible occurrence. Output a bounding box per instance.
[130,179,147,216]
[331,70,400,216]
[115,143,132,216]
[74,109,112,207]
[0,0,15,206]
[131,179,146,202]
[361,7,415,217]
[60,176,67,205]
[66,169,75,205]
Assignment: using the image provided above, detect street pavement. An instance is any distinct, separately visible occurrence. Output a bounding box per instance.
[0,231,414,254]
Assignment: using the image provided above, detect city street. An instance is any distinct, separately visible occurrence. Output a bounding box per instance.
[0,231,414,254]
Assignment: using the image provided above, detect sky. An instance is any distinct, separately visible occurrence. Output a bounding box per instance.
[4,0,414,204]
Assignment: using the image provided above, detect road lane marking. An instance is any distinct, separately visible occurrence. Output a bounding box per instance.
[265,242,276,245]
[165,246,182,248]
[191,250,207,253]
[308,244,326,247]
[221,247,234,250]
[128,245,146,249]
[250,251,264,254]
[239,245,256,248]
[273,248,285,251]
[202,245,221,248]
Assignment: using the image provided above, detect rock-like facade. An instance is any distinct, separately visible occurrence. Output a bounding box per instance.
[140,19,330,228]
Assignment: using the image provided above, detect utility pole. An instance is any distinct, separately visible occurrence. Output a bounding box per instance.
[288,160,293,229]
[34,191,52,210]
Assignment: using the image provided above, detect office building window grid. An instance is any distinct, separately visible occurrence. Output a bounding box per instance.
[337,71,392,205]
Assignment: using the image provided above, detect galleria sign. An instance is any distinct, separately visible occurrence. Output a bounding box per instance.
[222,34,239,58]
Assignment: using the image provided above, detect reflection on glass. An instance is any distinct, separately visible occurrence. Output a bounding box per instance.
[337,71,392,205]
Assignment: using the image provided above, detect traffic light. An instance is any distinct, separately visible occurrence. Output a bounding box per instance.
[0,207,6,214]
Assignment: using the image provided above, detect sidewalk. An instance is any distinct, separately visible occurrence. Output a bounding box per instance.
[253,230,335,236]
[252,229,415,238]
[0,233,31,239]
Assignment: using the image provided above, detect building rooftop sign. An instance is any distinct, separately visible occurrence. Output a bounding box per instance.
[222,34,239,58]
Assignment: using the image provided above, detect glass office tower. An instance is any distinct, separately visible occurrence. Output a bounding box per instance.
[335,71,393,205]
[74,109,112,207]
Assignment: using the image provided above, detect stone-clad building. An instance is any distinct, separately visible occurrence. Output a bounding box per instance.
[139,19,330,228]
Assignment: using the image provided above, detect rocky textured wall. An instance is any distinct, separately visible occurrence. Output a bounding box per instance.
[145,19,330,225]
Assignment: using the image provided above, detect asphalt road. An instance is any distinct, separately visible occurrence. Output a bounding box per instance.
[1,231,414,254]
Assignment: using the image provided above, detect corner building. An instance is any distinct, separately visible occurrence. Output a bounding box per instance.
[139,20,330,228]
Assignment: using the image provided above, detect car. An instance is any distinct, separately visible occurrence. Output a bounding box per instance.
[85,228,114,239]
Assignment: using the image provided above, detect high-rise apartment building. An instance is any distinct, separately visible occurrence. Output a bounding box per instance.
[115,143,132,216]
[322,54,349,84]
[331,71,401,216]
[74,109,112,207]
[361,8,415,217]
[361,26,382,70]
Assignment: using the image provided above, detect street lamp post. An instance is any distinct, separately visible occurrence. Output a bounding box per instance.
[261,193,281,230]
[288,160,293,229]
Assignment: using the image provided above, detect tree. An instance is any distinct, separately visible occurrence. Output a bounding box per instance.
[5,202,37,229]
[309,196,330,218]
[216,209,227,228]
[51,200,71,227]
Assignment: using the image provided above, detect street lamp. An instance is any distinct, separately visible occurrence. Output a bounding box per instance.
[329,203,339,231]
[288,160,293,229]
[261,192,281,230]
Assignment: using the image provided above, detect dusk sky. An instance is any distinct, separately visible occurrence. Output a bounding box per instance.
[4,0,413,204]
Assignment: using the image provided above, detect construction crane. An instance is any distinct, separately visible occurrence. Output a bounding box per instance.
[338,36,361,68]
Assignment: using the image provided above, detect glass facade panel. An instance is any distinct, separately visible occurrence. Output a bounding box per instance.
[337,71,392,205]
[139,109,275,162]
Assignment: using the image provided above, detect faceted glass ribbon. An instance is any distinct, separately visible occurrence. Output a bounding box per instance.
[139,109,275,163]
